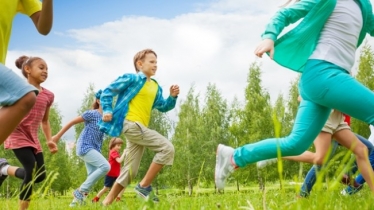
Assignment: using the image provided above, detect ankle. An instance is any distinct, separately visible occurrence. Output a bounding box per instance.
[230,155,238,169]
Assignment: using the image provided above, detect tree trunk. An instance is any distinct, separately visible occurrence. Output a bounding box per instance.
[236,180,240,191]
[188,179,193,196]
[257,169,264,191]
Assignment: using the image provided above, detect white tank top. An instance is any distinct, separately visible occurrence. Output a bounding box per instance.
[309,0,363,72]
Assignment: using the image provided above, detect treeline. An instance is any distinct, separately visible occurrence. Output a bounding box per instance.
[1,43,374,197]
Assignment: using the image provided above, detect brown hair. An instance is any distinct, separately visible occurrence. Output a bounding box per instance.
[133,49,157,72]
[15,56,42,78]
[92,99,100,110]
[109,137,124,149]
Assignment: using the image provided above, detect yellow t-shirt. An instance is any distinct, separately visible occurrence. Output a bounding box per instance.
[126,80,158,127]
[0,0,42,64]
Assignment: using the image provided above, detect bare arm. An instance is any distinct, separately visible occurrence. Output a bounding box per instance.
[41,106,52,142]
[115,149,127,163]
[52,116,84,143]
[30,0,53,35]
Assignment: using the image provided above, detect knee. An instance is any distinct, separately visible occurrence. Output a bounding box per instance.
[355,143,369,159]
[313,156,325,165]
[164,143,175,159]
[101,162,111,173]
[20,92,36,111]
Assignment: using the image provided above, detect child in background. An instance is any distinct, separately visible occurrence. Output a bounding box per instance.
[92,137,126,202]
[0,55,56,210]
[52,90,110,207]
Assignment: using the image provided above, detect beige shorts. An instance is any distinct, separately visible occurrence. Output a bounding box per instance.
[322,110,350,134]
[116,120,175,187]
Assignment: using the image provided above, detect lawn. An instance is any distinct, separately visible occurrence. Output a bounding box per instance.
[1,183,372,210]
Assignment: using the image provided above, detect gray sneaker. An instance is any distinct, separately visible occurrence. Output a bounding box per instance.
[134,184,159,203]
[215,144,236,190]
[0,158,9,187]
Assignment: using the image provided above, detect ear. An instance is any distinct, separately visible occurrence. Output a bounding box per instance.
[23,65,32,75]
[136,60,143,69]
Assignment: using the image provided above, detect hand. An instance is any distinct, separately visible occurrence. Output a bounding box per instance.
[170,85,180,97]
[254,39,275,59]
[47,141,58,154]
[51,135,59,143]
[103,113,113,122]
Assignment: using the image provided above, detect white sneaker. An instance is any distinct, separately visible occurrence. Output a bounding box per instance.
[256,158,277,169]
[215,144,236,190]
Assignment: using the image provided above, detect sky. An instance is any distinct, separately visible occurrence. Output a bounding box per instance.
[6,0,374,140]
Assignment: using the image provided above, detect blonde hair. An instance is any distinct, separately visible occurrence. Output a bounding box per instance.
[109,138,124,149]
[133,49,157,72]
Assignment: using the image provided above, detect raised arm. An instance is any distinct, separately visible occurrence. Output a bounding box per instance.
[30,0,53,35]
[261,0,317,41]
[153,85,179,112]
[52,116,84,143]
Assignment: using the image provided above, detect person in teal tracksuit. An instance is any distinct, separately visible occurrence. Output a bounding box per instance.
[215,0,374,194]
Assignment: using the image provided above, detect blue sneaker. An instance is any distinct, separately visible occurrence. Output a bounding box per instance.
[134,184,159,203]
[341,185,363,195]
[72,189,86,205]
[0,158,9,187]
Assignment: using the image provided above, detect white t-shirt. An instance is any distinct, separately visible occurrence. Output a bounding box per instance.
[310,0,363,72]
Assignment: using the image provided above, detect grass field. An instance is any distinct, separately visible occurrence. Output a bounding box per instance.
[0,183,372,210]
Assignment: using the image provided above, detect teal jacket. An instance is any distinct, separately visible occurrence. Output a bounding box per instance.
[261,0,374,72]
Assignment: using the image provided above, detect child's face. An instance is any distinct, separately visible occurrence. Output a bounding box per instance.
[114,144,122,151]
[138,53,157,77]
[25,59,48,83]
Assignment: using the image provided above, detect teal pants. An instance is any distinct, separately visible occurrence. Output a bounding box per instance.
[233,59,374,167]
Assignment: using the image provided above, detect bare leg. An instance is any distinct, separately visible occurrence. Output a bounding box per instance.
[0,92,36,144]
[284,132,332,165]
[334,129,374,193]
[96,186,109,198]
[139,162,163,187]
[102,183,124,206]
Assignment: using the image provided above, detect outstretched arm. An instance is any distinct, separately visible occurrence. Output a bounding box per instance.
[30,0,53,35]
[261,0,316,41]
[52,116,84,143]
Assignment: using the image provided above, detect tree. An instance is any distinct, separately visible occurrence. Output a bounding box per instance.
[232,62,274,189]
[171,86,203,195]
[199,84,230,188]
[351,42,374,137]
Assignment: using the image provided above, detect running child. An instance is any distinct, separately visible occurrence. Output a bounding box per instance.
[0,0,54,145]
[100,49,179,205]
[52,90,110,206]
[0,55,56,210]
[215,0,374,193]
[92,137,126,202]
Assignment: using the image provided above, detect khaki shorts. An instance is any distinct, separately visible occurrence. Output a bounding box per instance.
[322,110,350,134]
[116,120,175,187]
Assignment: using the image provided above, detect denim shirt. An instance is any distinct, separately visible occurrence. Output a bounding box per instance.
[99,72,177,137]
[261,0,374,72]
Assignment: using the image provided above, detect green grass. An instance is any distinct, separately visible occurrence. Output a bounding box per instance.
[1,183,372,210]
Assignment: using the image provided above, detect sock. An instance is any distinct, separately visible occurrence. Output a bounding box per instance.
[1,165,9,176]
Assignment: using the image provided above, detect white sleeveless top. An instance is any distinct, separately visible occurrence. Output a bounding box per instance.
[310,0,363,72]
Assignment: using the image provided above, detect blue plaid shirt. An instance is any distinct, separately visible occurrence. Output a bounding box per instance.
[99,72,177,137]
[76,110,105,156]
